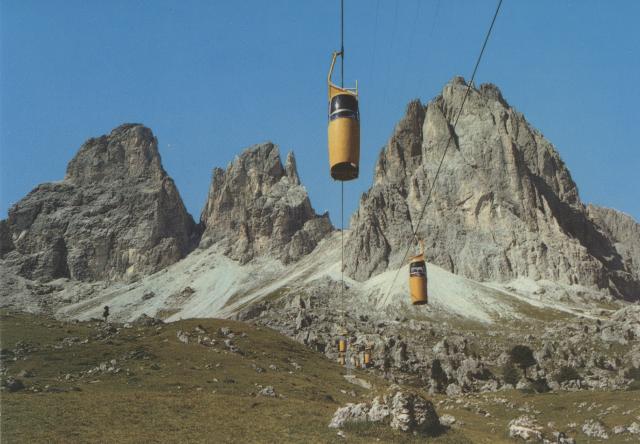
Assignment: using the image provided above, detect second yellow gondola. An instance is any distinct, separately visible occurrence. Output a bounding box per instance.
[327,51,360,181]
[363,346,371,367]
[409,241,428,305]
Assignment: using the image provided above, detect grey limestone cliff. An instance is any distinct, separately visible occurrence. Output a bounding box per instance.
[345,77,639,300]
[199,142,333,264]
[588,205,640,293]
[0,124,197,282]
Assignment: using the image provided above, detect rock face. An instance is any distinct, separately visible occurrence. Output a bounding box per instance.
[199,142,332,264]
[0,124,197,282]
[508,415,544,442]
[328,390,440,434]
[587,205,640,290]
[345,77,639,300]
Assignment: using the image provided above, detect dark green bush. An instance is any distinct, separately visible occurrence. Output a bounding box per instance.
[554,366,581,383]
[502,360,519,386]
[530,378,550,393]
[509,345,536,377]
[430,358,448,392]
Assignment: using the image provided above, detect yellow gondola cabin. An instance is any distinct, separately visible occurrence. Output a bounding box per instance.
[338,326,348,353]
[363,347,371,366]
[409,242,428,305]
[327,51,360,181]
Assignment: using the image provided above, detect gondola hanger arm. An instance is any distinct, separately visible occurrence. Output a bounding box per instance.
[328,51,342,87]
[328,51,357,98]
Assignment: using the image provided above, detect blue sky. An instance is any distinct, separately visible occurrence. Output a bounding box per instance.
[1,0,639,226]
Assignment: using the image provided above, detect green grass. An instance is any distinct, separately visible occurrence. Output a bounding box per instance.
[0,310,466,443]
[429,389,640,444]
[2,310,637,443]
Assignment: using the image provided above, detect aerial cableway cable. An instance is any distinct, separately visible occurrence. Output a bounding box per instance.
[397,0,423,97]
[382,0,504,306]
[417,0,442,95]
[327,0,361,370]
[340,0,345,363]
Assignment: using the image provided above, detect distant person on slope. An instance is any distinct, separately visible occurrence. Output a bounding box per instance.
[103,306,110,323]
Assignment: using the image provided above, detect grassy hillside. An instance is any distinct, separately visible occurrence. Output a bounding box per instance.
[0,310,464,443]
[1,310,637,443]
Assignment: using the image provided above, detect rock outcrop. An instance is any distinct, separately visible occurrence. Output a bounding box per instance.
[199,142,332,264]
[0,124,197,282]
[588,205,640,286]
[329,389,440,434]
[508,415,544,442]
[345,77,639,300]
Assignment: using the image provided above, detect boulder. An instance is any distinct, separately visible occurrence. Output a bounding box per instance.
[581,419,609,439]
[446,383,462,396]
[328,390,440,435]
[439,414,456,427]
[367,396,390,422]
[258,386,276,397]
[508,415,544,441]
[329,403,369,428]
[2,377,25,392]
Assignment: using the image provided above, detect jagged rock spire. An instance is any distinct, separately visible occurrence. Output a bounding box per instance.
[199,142,332,264]
[285,151,301,186]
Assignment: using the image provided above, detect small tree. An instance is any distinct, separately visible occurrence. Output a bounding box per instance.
[509,345,536,378]
[430,358,448,392]
[502,360,519,386]
[554,366,581,384]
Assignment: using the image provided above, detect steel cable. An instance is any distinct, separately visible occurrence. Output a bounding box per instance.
[382,0,504,306]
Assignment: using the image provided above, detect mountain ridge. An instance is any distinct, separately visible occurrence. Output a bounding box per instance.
[345,77,639,301]
[2,78,639,404]
[1,77,638,305]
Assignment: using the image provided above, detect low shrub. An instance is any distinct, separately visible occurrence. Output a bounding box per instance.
[530,378,550,393]
[502,360,519,386]
[554,366,581,383]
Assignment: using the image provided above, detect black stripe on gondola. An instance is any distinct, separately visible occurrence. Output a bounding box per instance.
[329,110,358,121]
[330,93,359,113]
[409,260,426,277]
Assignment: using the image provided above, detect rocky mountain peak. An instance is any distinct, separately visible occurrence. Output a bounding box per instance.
[345,76,639,300]
[1,124,196,282]
[478,82,508,107]
[374,99,425,186]
[200,142,332,264]
[285,151,301,185]
[65,123,166,185]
